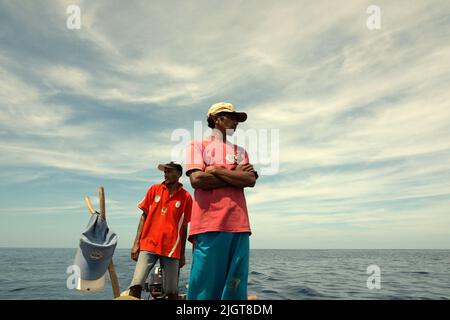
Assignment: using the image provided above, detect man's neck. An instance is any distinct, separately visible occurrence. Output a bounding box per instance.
[165,181,179,195]
[211,128,227,142]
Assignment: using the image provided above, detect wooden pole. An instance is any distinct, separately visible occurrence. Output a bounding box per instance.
[84,188,121,298]
[107,263,120,298]
[84,196,96,214]
[99,186,106,220]
[98,186,121,299]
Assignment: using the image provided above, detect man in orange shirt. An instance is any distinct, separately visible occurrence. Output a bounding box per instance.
[128,162,192,300]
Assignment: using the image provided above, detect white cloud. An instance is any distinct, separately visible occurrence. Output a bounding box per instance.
[1,0,449,248]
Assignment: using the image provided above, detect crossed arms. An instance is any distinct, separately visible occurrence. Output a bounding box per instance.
[188,164,257,190]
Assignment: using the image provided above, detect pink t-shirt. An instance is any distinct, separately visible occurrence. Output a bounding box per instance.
[185,136,252,241]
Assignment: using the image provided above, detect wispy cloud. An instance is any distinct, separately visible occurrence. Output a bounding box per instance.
[0,0,449,248]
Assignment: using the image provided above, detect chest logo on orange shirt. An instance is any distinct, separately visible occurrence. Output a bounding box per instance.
[175,201,181,208]
[161,207,168,216]
[154,195,161,203]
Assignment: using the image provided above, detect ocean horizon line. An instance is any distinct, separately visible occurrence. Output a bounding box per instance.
[1,247,449,250]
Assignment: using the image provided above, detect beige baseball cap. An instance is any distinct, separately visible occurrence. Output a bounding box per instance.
[207,102,247,122]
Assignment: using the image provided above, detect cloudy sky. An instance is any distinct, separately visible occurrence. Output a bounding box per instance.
[1,0,449,249]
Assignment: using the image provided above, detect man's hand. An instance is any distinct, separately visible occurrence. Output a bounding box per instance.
[205,166,225,175]
[131,243,140,261]
[206,165,254,174]
[236,164,255,173]
[179,255,186,268]
[201,164,257,188]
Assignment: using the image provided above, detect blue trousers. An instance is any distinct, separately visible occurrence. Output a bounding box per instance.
[187,232,249,300]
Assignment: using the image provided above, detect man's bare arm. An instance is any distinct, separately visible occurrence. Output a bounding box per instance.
[179,225,188,268]
[207,166,256,188]
[188,170,231,190]
[134,213,146,244]
[131,212,146,261]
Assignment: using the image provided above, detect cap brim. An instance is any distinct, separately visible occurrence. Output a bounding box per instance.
[235,112,247,122]
[74,246,108,292]
[76,273,106,292]
[157,164,182,172]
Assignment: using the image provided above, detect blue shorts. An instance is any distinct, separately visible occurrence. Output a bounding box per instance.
[187,232,249,300]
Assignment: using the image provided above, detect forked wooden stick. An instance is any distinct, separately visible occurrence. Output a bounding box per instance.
[84,187,120,298]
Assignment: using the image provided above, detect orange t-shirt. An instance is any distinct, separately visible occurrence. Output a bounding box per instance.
[137,182,192,259]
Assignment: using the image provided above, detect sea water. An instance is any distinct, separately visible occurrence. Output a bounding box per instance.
[0,248,448,300]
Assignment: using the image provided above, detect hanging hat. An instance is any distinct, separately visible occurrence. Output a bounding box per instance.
[73,213,118,292]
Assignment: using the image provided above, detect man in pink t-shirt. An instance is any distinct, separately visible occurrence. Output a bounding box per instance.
[185,102,258,300]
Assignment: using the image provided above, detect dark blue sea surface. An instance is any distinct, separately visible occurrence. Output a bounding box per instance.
[0,248,448,300]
